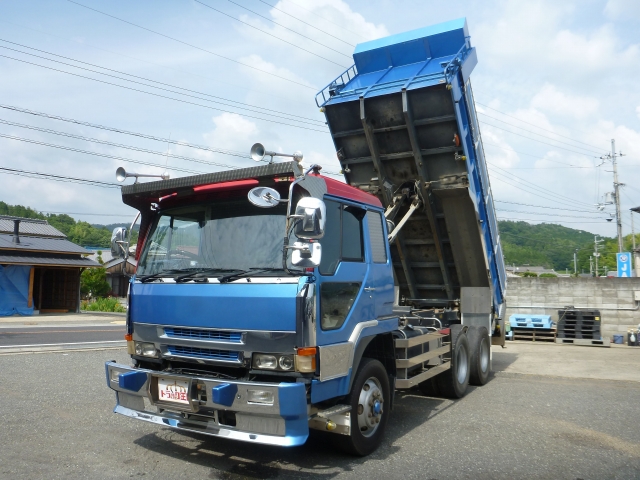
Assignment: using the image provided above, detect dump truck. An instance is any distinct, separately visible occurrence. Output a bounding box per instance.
[105,18,506,456]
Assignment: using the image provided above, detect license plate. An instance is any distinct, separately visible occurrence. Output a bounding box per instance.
[157,377,190,405]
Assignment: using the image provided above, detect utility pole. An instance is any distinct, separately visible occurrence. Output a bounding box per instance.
[573,249,578,275]
[594,235,604,277]
[602,139,625,252]
[589,256,593,276]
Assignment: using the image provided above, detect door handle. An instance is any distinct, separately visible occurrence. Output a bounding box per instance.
[364,287,376,292]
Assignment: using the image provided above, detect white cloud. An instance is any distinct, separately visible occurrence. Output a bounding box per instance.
[202,112,259,153]
[270,0,389,42]
[604,0,640,20]
[531,84,599,119]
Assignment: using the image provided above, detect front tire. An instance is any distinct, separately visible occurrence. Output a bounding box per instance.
[335,358,390,456]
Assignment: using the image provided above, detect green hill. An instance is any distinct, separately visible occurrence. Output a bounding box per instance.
[1,201,635,271]
[499,221,637,274]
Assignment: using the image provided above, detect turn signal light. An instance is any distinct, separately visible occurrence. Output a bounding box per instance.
[295,347,317,373]
[124,334,133,341]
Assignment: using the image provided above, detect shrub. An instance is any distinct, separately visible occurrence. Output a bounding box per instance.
[82,297,126,313]
[539,273,557,278]
[521,271,538,277]
[81,267,110,298]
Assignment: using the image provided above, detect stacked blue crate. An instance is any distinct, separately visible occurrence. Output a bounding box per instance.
[508,314,556,342]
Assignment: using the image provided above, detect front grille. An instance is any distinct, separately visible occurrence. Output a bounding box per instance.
[166,345,241,362]
[164,327,243,343]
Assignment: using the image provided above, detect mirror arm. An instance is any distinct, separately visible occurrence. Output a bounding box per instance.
[282,166,318,276]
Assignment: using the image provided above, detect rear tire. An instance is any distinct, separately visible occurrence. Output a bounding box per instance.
[436,325,470,398]
[335,358,390,456]
[468,326,491,385]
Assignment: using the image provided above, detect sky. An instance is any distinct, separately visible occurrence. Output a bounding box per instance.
[1,0,639,241]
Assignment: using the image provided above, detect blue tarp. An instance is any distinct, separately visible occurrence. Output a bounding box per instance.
[0,265,34,316]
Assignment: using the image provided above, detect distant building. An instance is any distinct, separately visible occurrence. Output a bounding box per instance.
[505,265,561,276]
[0,215,100,315]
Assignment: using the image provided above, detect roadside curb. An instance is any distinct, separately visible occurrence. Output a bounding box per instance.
[80,311,126,317]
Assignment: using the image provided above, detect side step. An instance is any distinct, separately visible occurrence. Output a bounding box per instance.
[395,330,451,389]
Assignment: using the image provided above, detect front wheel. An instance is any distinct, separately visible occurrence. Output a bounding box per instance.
[335,358,390,456]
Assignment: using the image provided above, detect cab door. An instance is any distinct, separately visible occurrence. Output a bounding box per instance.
[314,199,374,346]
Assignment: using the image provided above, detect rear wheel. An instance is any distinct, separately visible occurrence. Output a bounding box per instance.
[335,358,390,456]
[436,325,470,398]
[468,326,491,385]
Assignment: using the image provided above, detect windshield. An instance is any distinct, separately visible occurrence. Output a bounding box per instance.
[137,199,291,276]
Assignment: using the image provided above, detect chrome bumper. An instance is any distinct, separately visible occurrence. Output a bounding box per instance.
[105,361,309,447]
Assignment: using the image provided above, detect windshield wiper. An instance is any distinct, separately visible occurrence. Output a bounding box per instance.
[137,269,182,283]
[174,268,235,283]
[218,268,284,283]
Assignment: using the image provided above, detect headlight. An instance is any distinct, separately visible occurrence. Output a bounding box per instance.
[134,342,158,358]
[252,352,314,372]
[252,353,294,371]
[253,354,277,369]
[278,356,294,370]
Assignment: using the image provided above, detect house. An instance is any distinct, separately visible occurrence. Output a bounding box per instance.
[103,256,136,297]
[0,215,100,315]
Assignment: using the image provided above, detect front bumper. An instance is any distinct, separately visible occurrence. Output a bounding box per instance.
[105,361,309,446]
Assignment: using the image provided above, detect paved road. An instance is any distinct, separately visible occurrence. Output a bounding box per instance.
[0,347,639,479]
[0,323,125,353]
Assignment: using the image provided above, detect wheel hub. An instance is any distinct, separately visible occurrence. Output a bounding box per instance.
[357,377,384,437]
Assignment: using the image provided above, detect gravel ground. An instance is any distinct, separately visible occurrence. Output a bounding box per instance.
[0,347,639,480]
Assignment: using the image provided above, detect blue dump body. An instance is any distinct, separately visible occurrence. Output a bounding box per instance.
[317,18,506,316]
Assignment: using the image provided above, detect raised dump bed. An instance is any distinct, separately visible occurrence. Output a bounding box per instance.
[316,19,506,329]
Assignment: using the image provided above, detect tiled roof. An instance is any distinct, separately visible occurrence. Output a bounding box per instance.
[0,215,65,238]
[0,233,89,254]
[0,254,99,267]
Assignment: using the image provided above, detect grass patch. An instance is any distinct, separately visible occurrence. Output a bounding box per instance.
[81,297,126,313]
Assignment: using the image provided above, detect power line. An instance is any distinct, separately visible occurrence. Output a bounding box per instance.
[0,39,325,125]
[0,103,248,158]
[66,0,316,90]
[479,112,602,156]
[480,120,601,158]
[0,51,328,133]
[498,217,610,224]
[476,102,604,151]
[0,104,344,177]
[194,1,348,68]
[483,141,589,167]
[0,166,120,188]
[0,19,307,107]
[256,0,356,47]
[494,200,604,214]
[487,164,596,208]
[226,0,352,57]
[0,118,245,170]
[285,0,369,41]
[497,209,606,219]
[0,132,206,175]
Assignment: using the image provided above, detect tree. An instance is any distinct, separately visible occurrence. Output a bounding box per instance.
[81,268,110,298]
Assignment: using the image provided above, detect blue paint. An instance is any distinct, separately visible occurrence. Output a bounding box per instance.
[211,383,238,407]
[118,371,147,392]
[311,373,351,403]
[277,383,309,444]
[353,18,468,74]
[130,282,299,331]
[373,400,381,415]
[166,345,240,361]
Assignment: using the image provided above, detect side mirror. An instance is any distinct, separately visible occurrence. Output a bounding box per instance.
[111,227,128,258]
[291,242,322,267]
[293,198,326,239]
